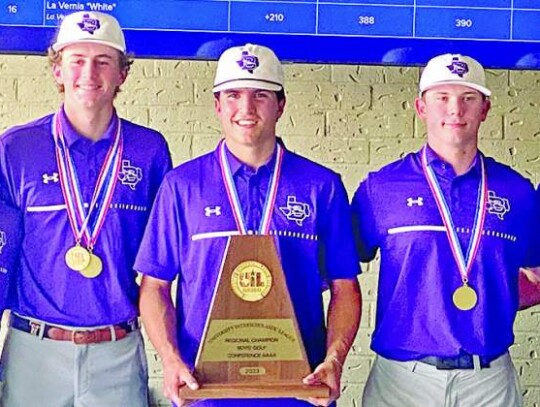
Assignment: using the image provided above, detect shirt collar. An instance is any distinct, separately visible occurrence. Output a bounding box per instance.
[222,141,278,177]
[423,144,482,177]
[59,106,119,148]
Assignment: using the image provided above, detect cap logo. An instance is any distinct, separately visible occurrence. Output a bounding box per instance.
[77,13,101,35]
[237,51,259,74]
[446,57,469,78]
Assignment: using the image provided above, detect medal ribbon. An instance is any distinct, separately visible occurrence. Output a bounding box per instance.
[53,111,123,250]
[421,145,487,284]
[218,139,284,235]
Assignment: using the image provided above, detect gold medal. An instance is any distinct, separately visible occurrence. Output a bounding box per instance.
[453,284,478,311]
[65,245,91,271]
[79,254,103,278]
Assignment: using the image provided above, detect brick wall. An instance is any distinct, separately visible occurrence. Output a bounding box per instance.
[1,54,540,406]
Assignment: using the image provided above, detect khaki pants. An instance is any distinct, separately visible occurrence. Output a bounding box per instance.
[0,327,149,407]
[362,353,522,407]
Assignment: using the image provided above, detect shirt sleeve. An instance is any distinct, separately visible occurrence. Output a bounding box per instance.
[149,134,173,202]
[351,176,380,263]
[0,135,16,207]
[318,174,361,281]
[0,202,22,310]
[134,175,181,282]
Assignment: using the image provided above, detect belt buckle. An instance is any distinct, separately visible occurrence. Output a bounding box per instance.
[127,318,138,332]
[71,329,98,345]
[435,358,460,369]
[28,321,42,336]
[436,355,474,370]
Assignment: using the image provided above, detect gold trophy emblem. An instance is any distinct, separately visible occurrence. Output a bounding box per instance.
[231,261,272,302]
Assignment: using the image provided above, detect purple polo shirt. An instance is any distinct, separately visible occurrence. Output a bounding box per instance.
[0,201,22,311]
[0,108,171,326]
[135,141,359,407]
[352,145,540,361]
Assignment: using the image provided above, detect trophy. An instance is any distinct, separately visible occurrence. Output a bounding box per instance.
[180,235,329,399]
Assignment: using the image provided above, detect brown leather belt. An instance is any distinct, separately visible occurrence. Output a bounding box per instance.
[11,314,139,345]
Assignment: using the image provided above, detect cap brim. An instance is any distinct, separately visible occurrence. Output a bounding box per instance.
[213,79,283,93]
[420,80,491,97]
[52,39,125,53]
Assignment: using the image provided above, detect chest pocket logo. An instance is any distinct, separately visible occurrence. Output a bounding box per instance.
[406,196,424,207]
[279,195,311,226]
[487,190,510,220]
[205,206,222,217]
[42,172,59,184]
[118,160,143,191]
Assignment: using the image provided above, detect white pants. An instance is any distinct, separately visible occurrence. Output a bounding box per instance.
[362,354,523,407]
[0,327,149,407]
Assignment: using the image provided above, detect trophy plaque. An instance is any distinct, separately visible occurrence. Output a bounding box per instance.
[180,235,329,399]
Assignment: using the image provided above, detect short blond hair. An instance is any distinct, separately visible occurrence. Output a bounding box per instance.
[47,46,133,95]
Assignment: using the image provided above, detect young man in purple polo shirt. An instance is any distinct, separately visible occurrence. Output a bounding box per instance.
[352,54,540,406]
[135,43,362,407]
[0,11,171,406]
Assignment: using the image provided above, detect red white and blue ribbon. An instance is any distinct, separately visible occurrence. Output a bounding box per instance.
[218,139,283,235]
[52,111,123,250]
[421,145,487,284]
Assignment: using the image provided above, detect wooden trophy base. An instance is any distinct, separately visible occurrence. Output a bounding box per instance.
[180,382,329,399]
[188,235,330,400]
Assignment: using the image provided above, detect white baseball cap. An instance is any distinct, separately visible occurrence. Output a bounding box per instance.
[419,54,491,97]
[52,11,126,53]
[213,43,284,93]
